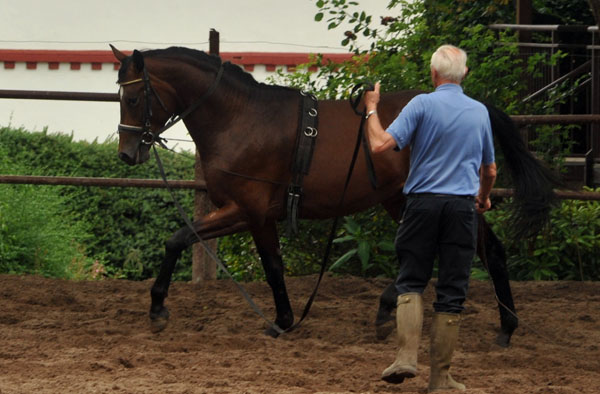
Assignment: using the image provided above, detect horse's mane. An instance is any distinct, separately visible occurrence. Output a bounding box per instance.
[133,46,295,93]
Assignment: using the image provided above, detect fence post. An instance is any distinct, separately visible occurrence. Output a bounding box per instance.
[192,29,220,283]
[592,27,600,184]
[516,0,532,43]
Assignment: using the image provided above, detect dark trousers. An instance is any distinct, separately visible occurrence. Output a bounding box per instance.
[394,194,477,313]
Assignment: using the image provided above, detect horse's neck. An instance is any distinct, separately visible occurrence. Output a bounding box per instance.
[183,79,299,167]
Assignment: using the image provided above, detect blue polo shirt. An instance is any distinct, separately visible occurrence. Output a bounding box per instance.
[386,83,495,196]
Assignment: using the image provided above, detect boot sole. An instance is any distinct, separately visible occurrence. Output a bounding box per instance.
[381,370,416,384]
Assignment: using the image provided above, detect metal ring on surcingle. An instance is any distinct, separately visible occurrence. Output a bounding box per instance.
[304,127,318,137]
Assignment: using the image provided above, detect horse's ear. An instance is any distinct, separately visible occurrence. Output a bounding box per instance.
[132,50,144,72]
[110,44,127,62]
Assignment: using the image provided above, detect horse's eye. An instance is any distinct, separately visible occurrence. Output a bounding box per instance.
[127,96,140,106]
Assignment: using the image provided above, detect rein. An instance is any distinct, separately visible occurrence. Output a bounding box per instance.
[349,82,378,189]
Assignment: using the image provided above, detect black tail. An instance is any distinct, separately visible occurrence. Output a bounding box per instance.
[485,103,562,239]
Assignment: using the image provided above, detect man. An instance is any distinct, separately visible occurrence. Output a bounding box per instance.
[364,44,497,392]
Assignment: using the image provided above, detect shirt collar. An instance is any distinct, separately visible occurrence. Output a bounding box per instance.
[435,83,463,93]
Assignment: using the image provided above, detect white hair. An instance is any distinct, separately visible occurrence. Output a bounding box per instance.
[430,45,468,83]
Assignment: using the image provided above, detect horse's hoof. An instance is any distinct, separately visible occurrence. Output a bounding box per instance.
[150,316,169,333]
[375,317,396,340]
[149,307,170,333]
[263,320,292,338]
[495,331,511,348]
[264,326,282,338]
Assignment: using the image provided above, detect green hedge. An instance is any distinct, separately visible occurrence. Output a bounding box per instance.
[0,127,340,281]
[1,127,598,281]
[0,127,196,279]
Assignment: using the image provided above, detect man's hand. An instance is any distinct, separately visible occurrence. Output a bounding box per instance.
[365,81,381,111]
[475,196,491,214]
[364,81,397,153]
[477,163,496,214]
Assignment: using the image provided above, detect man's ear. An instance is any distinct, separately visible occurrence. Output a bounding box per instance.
[430,67,438,85]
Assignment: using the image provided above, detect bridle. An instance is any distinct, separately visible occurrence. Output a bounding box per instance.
[117,60,225,147]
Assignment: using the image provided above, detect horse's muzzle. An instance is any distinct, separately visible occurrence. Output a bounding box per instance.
[118,151,137,166]
[118,148,149,166]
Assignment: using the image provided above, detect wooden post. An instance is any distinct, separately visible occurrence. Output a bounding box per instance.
[209,28,220,55]
[516,0,532,43]
[588,0,600,25]
[589,1,600,166]
[591,28,600,176]
[516,0,533,145]
[192,29,220,283]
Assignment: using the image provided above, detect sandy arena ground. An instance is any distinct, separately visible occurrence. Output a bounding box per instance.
[0,273,598,393]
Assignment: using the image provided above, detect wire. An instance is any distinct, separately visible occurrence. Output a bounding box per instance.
[0,39,209,46]
[0,39,346,51]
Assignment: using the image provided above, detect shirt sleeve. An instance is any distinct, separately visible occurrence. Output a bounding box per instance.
[385,95,424,150]
[481,114,495,165]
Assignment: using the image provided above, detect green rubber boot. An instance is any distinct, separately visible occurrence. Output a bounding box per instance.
[381,293,423,384]
[428,312,466,392]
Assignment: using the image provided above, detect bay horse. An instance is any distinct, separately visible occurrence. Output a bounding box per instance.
[110,46,559,346]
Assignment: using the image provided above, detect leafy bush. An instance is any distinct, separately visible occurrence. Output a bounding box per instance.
[0,142,97,278]
[486,193,600,280]
[329,210,396,277]
[0,126,196,280]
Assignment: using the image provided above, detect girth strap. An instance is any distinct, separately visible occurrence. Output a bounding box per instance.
[287,91,319,235]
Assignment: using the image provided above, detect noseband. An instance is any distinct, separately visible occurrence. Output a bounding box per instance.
[117,60,225,147]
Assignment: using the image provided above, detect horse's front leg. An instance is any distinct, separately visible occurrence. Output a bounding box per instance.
[150,203,247,333]
[478,217,518,347]
[249,219,294,337]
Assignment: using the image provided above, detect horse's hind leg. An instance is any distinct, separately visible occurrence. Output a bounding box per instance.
[478,216,518,347]
[374,197,405,340]
[149,204,247,333]
[375,281,399,340]
[249,219,294,337]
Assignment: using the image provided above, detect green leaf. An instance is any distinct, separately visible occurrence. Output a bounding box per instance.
[377,240,395,252]
[344,217,360,234]
[333,235,355,243]
[357,240,371,267]
[329,249,357,271]
[315,12,324,22]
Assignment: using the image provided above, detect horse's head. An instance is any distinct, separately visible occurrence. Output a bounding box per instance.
[111,45,175,165]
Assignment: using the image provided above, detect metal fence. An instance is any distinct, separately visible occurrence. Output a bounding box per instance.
[489,24,600,160]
